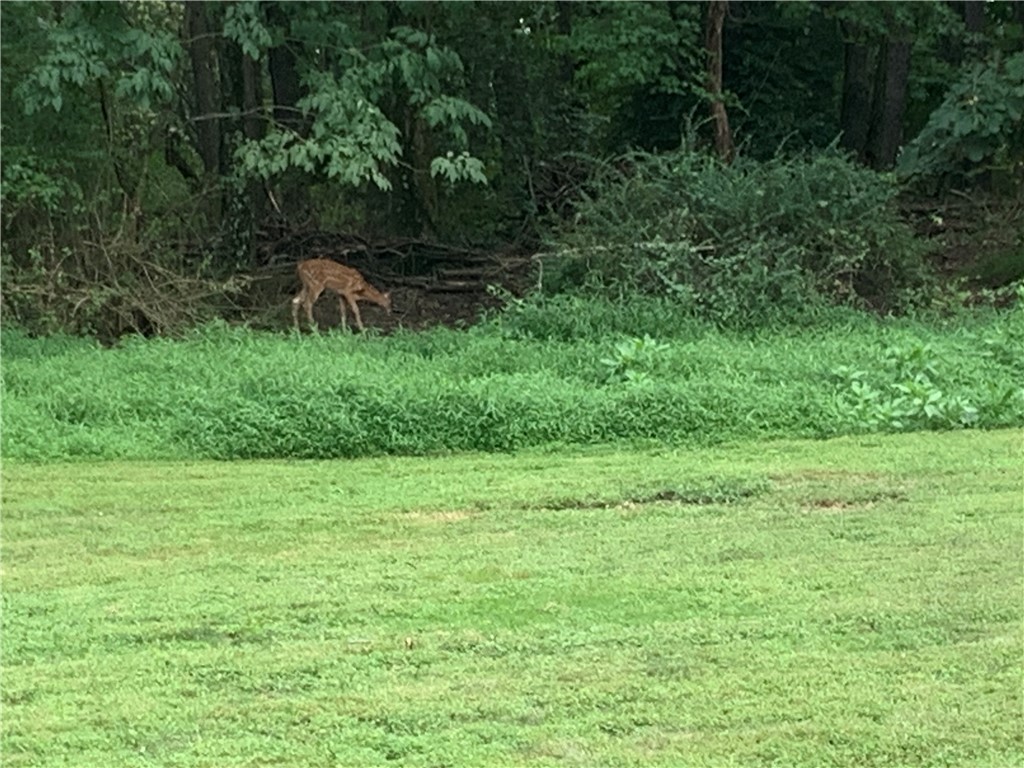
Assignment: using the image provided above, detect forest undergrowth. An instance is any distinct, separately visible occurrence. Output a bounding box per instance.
[2,298,1021,462]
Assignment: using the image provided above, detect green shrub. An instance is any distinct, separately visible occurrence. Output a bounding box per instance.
[599,334,670,384]
[832,343,981,432]
[831,302,1024,432]
[542,148,934,326]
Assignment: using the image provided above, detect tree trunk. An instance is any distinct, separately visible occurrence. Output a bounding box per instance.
[556,2,575,87]
[265,2,305,134]
[183,2,221,177]
[865,38,911,170]
[705,0,734,162]
[962,1,985,34]
[409,113,438,238]
[962,0,988,58]
[97,79,141,242]
[839,23,873,162]
[241,53,262,142]
[217,37,261,265]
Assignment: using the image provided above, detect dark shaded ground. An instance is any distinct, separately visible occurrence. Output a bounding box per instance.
[252,195,1023,332]
[902,195,1024,296]
[250,230,536,332]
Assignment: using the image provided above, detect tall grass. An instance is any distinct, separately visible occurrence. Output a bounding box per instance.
[3,300,1021,462]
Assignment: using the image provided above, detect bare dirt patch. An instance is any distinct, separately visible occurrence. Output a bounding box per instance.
[400,509,476,524]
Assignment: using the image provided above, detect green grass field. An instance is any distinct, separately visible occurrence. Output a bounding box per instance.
[3,429,1021,767]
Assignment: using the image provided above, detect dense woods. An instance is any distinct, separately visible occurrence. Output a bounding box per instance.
[1,0,1022,338]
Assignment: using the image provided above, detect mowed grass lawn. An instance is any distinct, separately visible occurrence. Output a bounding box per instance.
[2,430,1022,767]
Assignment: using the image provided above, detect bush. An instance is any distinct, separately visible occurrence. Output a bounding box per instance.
[542,148,934,326]
[0,238,248,341]
[897,52,1024,193]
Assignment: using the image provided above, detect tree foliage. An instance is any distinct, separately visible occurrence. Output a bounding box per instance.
[898,51,1024,191]
[1,0,1020,337]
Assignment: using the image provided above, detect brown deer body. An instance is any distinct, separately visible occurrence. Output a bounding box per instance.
[292,259,391,332]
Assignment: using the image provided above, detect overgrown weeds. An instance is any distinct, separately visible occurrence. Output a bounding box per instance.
[3,300,1021,462]
[541,147,934,326]
[0,240,248,341]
